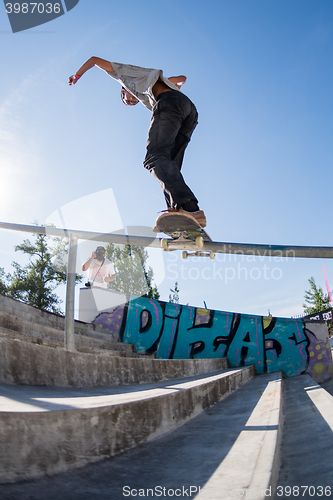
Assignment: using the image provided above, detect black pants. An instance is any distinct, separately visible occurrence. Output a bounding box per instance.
[143,90,199,210]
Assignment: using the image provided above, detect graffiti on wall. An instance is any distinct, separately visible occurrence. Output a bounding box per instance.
[93,296,333,383]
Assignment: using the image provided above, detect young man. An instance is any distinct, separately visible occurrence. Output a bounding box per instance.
[82,246,116,289]
[69,57,206,227]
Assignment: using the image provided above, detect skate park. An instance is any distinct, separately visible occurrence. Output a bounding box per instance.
[2,0,333,497]
[1,222,333,499]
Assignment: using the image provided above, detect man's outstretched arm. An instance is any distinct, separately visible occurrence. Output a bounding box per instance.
[69,57,114,85]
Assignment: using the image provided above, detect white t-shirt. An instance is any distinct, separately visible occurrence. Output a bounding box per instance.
[106,62,179,111]
[87,258,115,289]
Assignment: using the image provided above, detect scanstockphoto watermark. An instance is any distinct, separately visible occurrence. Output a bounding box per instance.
[167,262,284,283]
[3,0,80,33]
[165,249,295,283]
[123,485,273,497]
[193,246,296,264]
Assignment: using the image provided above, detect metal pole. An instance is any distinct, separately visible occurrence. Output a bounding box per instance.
[65,234,77,351]
[1,220,333,259]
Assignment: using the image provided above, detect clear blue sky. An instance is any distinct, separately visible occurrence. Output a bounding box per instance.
[1,0,333,318]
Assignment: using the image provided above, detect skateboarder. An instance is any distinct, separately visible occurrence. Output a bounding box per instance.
[69,57,206,227]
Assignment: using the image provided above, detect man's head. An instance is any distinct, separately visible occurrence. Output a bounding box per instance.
[95,246,106,261]
[121,87,139,106]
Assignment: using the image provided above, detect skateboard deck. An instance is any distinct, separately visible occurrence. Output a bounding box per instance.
[154,212,215,259]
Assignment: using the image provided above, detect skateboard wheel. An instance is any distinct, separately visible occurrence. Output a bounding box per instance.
[196,236,204,248]
[161,239,169,250]
[182,251,188,259]
[210,252,215,260]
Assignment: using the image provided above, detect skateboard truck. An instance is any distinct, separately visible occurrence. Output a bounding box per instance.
[182,250,215,259]
[155,212,215,259]
[161,233,215,259]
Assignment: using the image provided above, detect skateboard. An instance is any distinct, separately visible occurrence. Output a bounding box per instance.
[153,212,215,259]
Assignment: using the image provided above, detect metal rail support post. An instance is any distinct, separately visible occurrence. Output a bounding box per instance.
[65,234,78,351]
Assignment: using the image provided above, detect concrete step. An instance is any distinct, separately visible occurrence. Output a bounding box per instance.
[276,374,333,497]
[0,327,134,357]
[0,293,92,334]
[0,365,255,484]
[0,336,229,387]
[0,317,135,354]
[0,294,120,345]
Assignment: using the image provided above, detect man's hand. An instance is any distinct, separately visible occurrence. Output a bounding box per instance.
[82,251,96,271]
[104,274,116,283]
[69,75,79,85]
[168,75,187,89]
[69,57,114,86]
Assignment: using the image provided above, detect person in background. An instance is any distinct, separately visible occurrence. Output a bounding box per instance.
[82,246,116,289]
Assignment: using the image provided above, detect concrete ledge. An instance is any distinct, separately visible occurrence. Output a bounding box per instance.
[247,372,283,499]
[194,372,283,500]
[276,374,333,491]
[0,366,255,483]
[0,337,229,387]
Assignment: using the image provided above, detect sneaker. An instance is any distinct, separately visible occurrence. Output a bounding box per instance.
[178,208,207,227]
[153,207,207,232]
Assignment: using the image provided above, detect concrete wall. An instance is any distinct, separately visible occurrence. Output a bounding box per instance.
[78,287,129,324]
[93,296,333,383]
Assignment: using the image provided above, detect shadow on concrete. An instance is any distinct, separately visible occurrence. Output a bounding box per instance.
[1,375,275,499]
[0,370,232,412]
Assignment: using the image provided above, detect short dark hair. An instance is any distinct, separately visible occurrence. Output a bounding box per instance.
[121,87,139,106]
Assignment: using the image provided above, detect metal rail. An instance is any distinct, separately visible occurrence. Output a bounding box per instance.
[1,221,333,258]
[1,220,333,351]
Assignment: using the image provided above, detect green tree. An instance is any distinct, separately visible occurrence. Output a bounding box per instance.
[5,231,82,314]
[169,281,180,304]
[303,276,330,315]
[0,267,10,295]
[105,243,159,299]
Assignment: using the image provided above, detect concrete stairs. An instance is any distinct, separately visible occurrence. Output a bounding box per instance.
[0,368,284,500]
[2,372,333,499]
[1,295,333,498]
[0,365,257,484]
[0,293,136,356]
